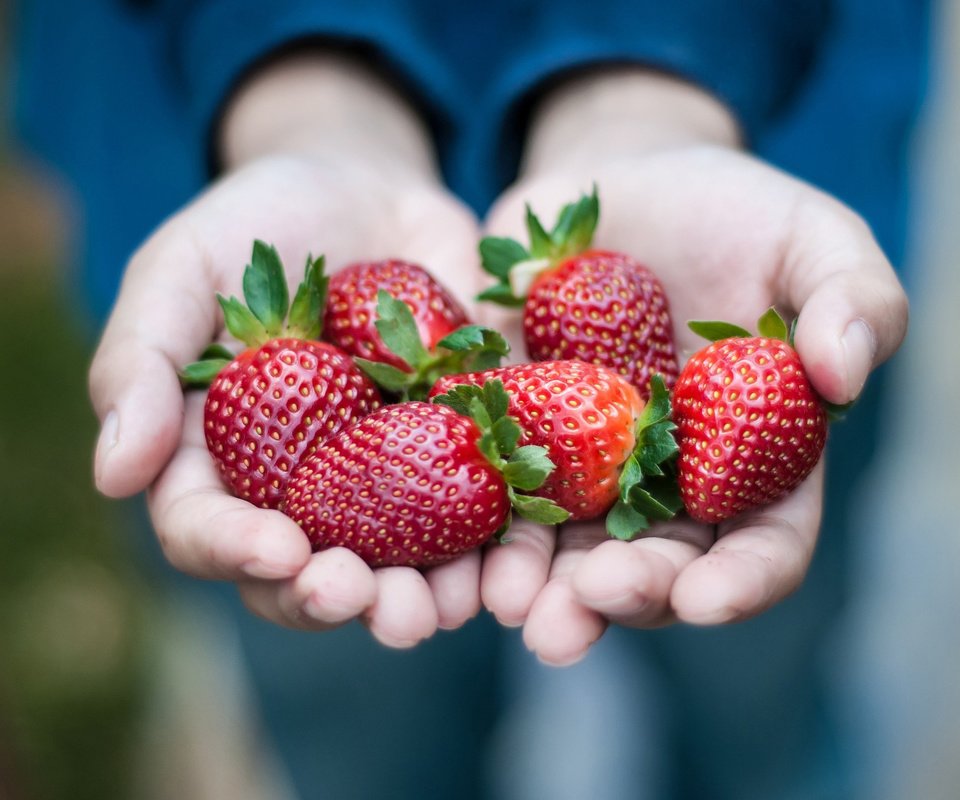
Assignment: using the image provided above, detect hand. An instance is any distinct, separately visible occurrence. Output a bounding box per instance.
[88,54,485,647]
[477,70,908,664]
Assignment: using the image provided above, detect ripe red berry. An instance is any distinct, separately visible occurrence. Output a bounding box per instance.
[432,360,679,536]
[523,250,677,397]
[284,402,508,567]
[204,339,380,509]
[479,188,678,398]
[182,241,381,509]
[324,259,469,370]
[672,310,828,523]
[284,389,567,567]
[324,262,509,400]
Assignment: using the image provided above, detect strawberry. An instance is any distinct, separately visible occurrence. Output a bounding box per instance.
[347,290,510,401]
[181,241,381,509]
[323,260,506,399]
[325,259,468,367]
[672,308,829,523]
[283,383,568,568]
[431,360,681,539]
[478,188,678,399]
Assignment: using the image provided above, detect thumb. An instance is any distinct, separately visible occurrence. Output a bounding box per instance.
[89,229,218,497]
[784,202,909,405]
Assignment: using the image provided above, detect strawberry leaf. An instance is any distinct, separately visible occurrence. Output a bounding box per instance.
[525,204,554,259]
[476,284,526,307]
[688,319,752,342]
[218,294,269,345]
[477,430,502,466]
[550,186,599,257]
[610,375,681,539]
[756,307,790,341]
[431,384,478,417]
[373,290,429,370]
[491,416,521,456]
[243,240,289,337]
[503,445,555,490]
[479,236,529,280]
[354,358,412,394]
[179,356,231,388]
[434,380,564,513]
[467,394,494,432]
[624,471,682,521]
[199,343,235,361]
[823,398,855,423]
[436,324,487,351]
[287,253,327,340]
[481,378,509,422]
[433,380,510,425]
[606,500,649,541]
[436,326,510,372]
[508,490,570,525]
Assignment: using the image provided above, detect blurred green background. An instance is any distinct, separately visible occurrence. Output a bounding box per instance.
[0,151,149,796]
[0,2,150,796]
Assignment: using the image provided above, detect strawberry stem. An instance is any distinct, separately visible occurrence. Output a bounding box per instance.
[432,380,570,527]
[180,240,328,388]
[243,240,289,337]
[688,307,793,344]
[477,185,600,305]
[356,292,509,401]
[606,375,682,540]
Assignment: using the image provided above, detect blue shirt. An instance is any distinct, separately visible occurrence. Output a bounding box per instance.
[12,0,928,322]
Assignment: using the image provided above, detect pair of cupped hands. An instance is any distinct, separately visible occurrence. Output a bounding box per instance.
[88,60,907,665]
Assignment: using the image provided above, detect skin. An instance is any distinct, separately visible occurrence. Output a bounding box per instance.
[89,56,908,660]
[480,70,908,665]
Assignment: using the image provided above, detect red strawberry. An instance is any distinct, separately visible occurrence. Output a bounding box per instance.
[343,290,509,401]
[431,360,680,538]
[182,241,381,509]
[325,259,468,367]
[283,386,568,568]
[672,308,828,523]
[479,188,678,399]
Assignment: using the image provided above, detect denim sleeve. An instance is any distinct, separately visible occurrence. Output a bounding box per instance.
[163,0,831,199]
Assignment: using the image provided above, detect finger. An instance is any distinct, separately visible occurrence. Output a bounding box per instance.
[480,519,557,627]
[90,223,219,497]
[424,550,482,630]
[364,567,439,648]
[572,518,711,627]
[395,189,484,313]
[147,395,312,581]
[671,460,825,625]
[238,547,378,631]
[782,196,908,404]
[521,521,609,666]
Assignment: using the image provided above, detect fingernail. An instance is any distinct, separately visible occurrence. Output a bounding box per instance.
[683,604,739,626]
[841,319,876,400]
[241,536,309,579]
[537,647,589,668]
[241,556,303,580]
[94,410,119,490]
[302,590,360,624]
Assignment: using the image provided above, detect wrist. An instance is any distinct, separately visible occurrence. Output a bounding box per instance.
[521,68,741,178]
[218,51,439,186]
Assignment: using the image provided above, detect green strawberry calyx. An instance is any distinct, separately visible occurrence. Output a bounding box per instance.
[688,306,854,422]
[432,380,570,533]
[687,305,789,344]
[606,375,683,541]
[180,240,328,388]
[354,290,510,401]
[477,186,599,306]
